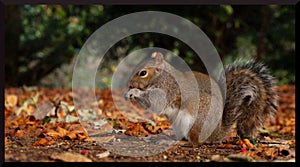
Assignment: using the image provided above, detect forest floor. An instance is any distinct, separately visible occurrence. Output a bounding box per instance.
[4,85,295,162]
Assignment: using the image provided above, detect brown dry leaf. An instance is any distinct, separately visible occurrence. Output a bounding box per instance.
[5,136,11,145]
[66,130,82,140]
[263,147,279,160]
[47,140,56,145]
[236,139,254,149]
[33,138,47,146]
[47,129,62,139]
[57,126,68,138]
[242,139,254,149]
[236,139,243,147]
[58,110,66,118]
[4,86,296,162]
[125,122,150,137]
[5,106,15,118]
[66,125,89,140]
[78,126,88,135]
[6,94,18,106]
[66,132,77,140]
[287,140,295,147]
[32,138,55,146]
[14,129,29,138]
[77,133,88,140]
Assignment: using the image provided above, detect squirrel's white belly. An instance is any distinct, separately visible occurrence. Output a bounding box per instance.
[163,107,195,140]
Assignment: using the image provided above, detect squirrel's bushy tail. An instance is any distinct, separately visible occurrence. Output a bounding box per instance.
[220,60,278,137]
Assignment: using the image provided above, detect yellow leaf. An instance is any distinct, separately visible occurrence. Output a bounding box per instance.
[6,95,18,106]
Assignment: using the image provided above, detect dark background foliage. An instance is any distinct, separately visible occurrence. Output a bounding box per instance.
[5,5,295,88]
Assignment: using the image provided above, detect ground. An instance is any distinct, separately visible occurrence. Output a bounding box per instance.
[3,85,295,162]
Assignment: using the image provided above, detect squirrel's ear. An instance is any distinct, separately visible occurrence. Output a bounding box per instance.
[151,52,165,72]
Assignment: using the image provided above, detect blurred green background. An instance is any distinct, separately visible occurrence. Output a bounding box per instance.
[5,5,295,88]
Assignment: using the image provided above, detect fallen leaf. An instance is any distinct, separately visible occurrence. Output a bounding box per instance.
[57,126,68,138]
[264,147,278,160]
[236,138,254,149]
[242,139,254,148]
[5,137,10,145]
[66,131,77,140]
[6,95,18,106]
[287,140,295,147]
[14,129,29,138]
[77,133,88,140]
[32,138,54,146]
[46,129,62,139]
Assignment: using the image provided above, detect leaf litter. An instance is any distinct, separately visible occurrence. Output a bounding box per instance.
[4,85,295,162]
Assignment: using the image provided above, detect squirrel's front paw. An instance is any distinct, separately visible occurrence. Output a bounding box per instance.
[124,88,142,100]
[125,88,167,114]
[124,88,151,109]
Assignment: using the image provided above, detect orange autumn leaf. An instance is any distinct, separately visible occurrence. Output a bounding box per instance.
[33,138,48,146]
[57,126,68,138]
[263,147,279,159]
[242,139,254,149]
[46,129,62,139]
[58,110,66,118]
[32,138,55,146]
[47,140,56,145]
[287,140,295,148]
[66,127,88,140]
[14,129,29,138]
[77,133,88,140]
[4,86,296,162]
[236,139,254,149]
[5,137,10,145]
[66,131,77,140]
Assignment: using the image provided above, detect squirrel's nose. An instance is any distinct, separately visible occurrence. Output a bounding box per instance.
[124,91,132,101]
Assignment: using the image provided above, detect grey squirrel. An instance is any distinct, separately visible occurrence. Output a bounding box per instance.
[124,52,278,146]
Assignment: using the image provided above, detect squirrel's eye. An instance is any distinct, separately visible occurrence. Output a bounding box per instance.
[139,70,148,77]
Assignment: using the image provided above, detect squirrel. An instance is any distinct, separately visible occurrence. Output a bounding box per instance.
[124,52,278,146]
